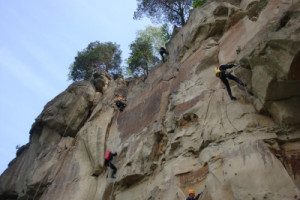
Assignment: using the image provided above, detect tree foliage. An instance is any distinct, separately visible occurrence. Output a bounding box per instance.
[68,41,122,81]
[136,25,171,58]
[161,23,172,43]
[127,37,157,76]
[126,25,172,77]
[134,0,193,27]
[192,0,206,8]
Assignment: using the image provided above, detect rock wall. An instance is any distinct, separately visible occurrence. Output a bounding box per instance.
[1,0,300,200]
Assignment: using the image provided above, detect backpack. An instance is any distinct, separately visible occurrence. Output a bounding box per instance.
[214,66,221,77]
[104,150,112,160]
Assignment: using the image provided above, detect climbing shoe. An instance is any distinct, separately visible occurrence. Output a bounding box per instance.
[230,96,237,101]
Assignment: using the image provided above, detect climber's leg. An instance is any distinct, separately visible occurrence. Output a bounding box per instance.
[227,73,246,86]
[220,76,236,100]
[109,162,117,178]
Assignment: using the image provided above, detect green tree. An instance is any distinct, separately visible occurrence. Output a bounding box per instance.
[126,25,172,77]
[193,0,206,8]
[134,0,192,27]
[161,23,172,43]
[127,37,157,76]
[68,41,122,81]
[136,25,170,58]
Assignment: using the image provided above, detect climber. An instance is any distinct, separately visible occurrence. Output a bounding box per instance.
[159,47,169,63]
[186,189,203,200]
[215,63,246,100]
[114,94,127,112]
[92,63,99,73]
[104,150,118,178]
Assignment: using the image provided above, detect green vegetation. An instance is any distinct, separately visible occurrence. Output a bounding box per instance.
[161,24,172,44]
[193,0,206,8]
[134,0,193,26]
[68,41,122,81]
[126,25,171,77]
[136,25,171,58]
[127,37,156,76]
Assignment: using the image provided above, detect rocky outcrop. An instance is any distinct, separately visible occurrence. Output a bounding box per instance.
[1,0,300,200]
[93,69,112,93]
[30,81,96,138]
[219,0,300,125]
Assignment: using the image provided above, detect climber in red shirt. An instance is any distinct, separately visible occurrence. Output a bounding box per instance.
[104,150,118,178]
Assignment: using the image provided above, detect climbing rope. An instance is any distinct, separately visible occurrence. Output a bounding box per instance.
[109,181,115,200]
[176,189,186,199]
[32,180,43,200]
[221,91,239,133]
[114,110,120,134]
[106,109,120,200]
[25,177,43,200]
[242,85,260,129]
[227,64,241,75]
[229,64,260,129]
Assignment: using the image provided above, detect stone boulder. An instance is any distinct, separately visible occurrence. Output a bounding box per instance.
[30,81,95,138]
[93,69,112,93]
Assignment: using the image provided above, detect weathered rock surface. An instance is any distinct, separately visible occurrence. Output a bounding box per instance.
[30,81,96,138]
[1,1,300,200]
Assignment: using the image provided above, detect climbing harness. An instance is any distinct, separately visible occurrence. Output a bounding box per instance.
[215,64,240,78]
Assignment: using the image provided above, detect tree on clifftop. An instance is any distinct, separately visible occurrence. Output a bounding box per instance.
[68,41,122,81]
[127,37,157,76]
[136,25,171,58]
[134,0,192,27]
[192,0,206,8]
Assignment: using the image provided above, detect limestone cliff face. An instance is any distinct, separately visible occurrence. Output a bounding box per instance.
[1,0,300,199]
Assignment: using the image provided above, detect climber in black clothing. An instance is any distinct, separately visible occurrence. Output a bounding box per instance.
[104,151,117,178]
[114,94,127,112]
[215,64,246,100]
[159,47,169,63]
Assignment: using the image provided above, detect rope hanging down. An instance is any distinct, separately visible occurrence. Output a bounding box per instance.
[229,64,260,129]
[242,85,260,129]
[106,109,120,200]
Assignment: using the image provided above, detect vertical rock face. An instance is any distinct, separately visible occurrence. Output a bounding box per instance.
[1,1,300,200]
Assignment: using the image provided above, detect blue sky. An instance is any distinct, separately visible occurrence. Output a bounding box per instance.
[0,0,153,174]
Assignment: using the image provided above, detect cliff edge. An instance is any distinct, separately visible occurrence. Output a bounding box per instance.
[1,0,300,199]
